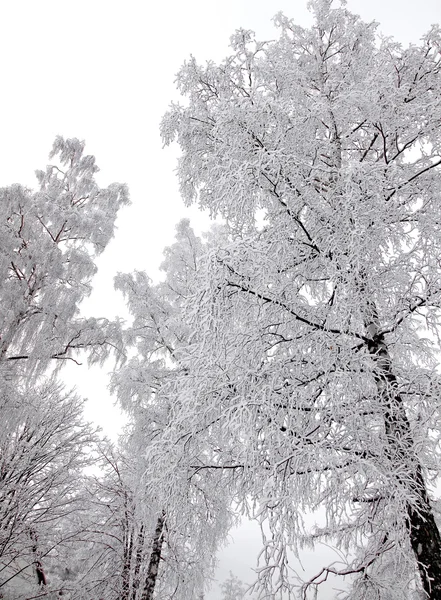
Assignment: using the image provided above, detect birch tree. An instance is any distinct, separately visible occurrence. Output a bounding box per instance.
[112,221,234,599]
[0,137,129,595]
[0,136,129,372]
[68,444,157,600]
[67,418,230,600]
[220,572,246,600]
[160,1,441,597]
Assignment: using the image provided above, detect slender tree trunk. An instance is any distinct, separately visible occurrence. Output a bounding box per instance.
[29,530,47,587]
[140,511,166,600]
[35,560,47,586]
[130,524,144,600]
[365,305,441,598]
[121,494,134,600]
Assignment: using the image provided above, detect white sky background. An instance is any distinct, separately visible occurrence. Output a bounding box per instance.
[0,0,439,598]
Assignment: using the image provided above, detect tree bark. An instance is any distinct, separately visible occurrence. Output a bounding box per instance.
[35,560,47,586]
[121,493,134,600]
[29,530,47,588]
[130,524,144,600]
[140,511,165,600]
[365,308,441,598]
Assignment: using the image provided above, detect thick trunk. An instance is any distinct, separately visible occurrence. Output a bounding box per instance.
[366,316,441,598]
[140,512,165,600]
[407,467,441,598]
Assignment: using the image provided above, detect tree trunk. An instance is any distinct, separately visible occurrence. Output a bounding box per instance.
[140,512,165,600]
[29,530,47,588]
[130,524,144,600]
[365,308,441,598]
[35,560,47,586]
[121,493,134,600]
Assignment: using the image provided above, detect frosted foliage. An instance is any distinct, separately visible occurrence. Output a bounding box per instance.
[112,221,234,599]
[113,219,221,413]
[0,372,96,596]
[159,1,441,598]
[54,444,165,600]
[221,572,246,600]
[0,137,129,373]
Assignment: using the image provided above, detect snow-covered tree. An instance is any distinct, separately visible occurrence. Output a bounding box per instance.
[0,377,97,596]
[0,137,129,596]
[220,572,246,600]
[0,136,129,372]
[63,443,158,600]
[112,221,234,599]
[160,1,441,597]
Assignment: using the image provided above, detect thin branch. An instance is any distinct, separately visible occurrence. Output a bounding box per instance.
[386,158,441,201]
[224,278,367,341]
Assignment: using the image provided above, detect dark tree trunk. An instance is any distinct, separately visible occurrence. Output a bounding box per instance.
[407,467,441,599]
[140,511,166,600]
[29,530,47,588]
[130,524,145,600]
[366,317,441,598]
[35,560,47,586]
[121,493,134,600]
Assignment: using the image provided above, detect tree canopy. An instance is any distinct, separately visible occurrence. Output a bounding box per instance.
[3,2,441,599]
[157,0,441,597]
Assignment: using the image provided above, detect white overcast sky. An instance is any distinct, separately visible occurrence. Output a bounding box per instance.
[1,1,439,597]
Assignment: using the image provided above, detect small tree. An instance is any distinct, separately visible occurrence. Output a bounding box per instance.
[221,572,246,600]
[160,1,441,597]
